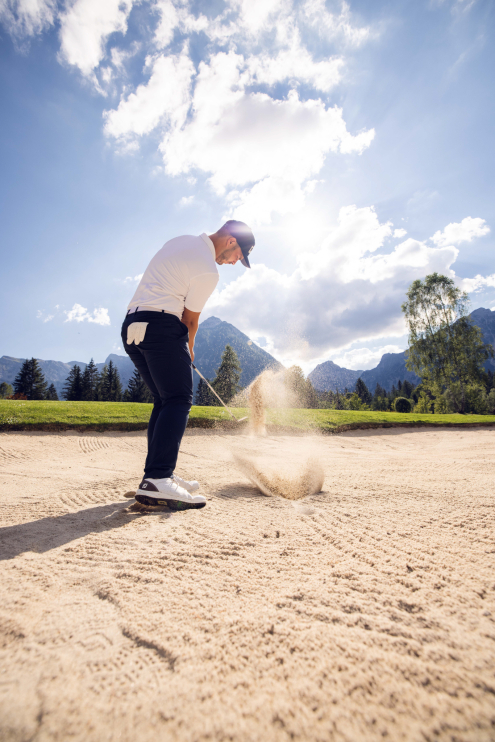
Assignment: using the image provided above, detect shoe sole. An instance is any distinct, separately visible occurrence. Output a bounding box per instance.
[135,493,206,510]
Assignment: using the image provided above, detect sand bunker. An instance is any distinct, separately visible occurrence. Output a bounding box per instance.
[234,369,325,499]
[1,428,495,741]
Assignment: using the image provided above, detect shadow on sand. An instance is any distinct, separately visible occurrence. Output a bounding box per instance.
[0,501,173,561]
[214,482,268,500]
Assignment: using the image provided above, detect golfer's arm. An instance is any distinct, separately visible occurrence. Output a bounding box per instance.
[181,307,201,361]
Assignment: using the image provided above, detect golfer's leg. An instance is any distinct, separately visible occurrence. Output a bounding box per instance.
[142,337,193,479]
[121,324,162,447]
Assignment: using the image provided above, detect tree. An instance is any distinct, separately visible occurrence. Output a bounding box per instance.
[402,273,493,413]
[45,383,59,400]
[355,378,372,405]
[401,379,415,399]
[0,382,13,399]
[195,377,215,406]
[371,383,389,411]
[284,365,318,408]
[99,360,123,401]
[211,345,241,403]
[81,359,100,401]
[125,368,153,403]
[63,365,83,401]
[14,358,47,400]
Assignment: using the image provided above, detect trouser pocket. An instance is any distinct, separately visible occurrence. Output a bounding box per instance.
[126,322,148,345]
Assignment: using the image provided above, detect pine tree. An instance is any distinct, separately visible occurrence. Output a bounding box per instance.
[401,379,415,398]
[211,345,241,403]
[14,358,48,400]
[355,378,372,405]
[125,368,152,403]
[63,365,83,401]
[195,377,216,406]
[45,383,59,400]
[81,358,100,401]
[99,360,123,401]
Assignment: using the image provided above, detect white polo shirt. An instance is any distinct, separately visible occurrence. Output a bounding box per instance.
[127,233,219,319]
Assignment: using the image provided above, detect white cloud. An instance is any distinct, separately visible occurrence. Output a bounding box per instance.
[302,0,371,46]
[460,273,495,293]
[153,50,373,222]
[179,195,194,207]
[329,344,405,371]
[393,228,407,238]
[1,0,377,220]
[101,0,374,223]
[235,0,284,34]
[58,0,134,77]
[247,31,344,92]
[122,273,143,283]
[104,49,194,138]
[431,216,490,247]
[203,205,459,363]
[65,303,110,325]
[153,0,179,48]
[36,309,55,323]
[0,0,56,38]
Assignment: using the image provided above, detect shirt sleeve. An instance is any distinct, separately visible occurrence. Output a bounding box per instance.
[184,272,219,313]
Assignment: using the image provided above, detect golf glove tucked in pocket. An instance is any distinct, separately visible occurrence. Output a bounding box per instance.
[127,322,148,345]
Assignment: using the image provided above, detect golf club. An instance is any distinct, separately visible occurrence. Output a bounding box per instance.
[192,363,247,422]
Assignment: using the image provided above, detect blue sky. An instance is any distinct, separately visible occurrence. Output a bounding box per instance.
[1,0,494,372]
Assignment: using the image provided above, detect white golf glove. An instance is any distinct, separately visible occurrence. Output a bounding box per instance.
[127,322,148,345]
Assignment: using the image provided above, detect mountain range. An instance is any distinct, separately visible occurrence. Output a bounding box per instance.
[308,307,495,393]
[0,316,282,398]
[1,308,494,398]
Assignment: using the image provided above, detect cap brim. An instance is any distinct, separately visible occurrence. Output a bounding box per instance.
[241,254,251,268]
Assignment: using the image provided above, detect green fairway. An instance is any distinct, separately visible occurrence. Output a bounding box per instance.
[1,399,495,432]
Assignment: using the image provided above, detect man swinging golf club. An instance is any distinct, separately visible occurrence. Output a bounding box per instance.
[122,220,255,510]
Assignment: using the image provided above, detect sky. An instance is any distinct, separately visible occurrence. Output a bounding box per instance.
[1,0,494,373]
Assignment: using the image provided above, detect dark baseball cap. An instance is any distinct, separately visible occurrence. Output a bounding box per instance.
[223,220,255,268]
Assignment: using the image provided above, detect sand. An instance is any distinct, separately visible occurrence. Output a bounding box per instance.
[1,427,495,741]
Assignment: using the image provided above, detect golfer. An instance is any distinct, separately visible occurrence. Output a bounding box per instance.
[121,220,255,510]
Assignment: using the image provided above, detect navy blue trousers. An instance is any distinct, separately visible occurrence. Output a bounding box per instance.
[121,311,193,479]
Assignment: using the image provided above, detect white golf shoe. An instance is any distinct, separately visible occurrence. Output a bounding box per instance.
[136,477,206,510]
[172,473,200,493]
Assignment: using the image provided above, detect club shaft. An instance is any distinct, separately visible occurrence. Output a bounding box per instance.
[192,363,239,421]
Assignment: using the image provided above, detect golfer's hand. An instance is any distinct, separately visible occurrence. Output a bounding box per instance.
[190,349,195,363]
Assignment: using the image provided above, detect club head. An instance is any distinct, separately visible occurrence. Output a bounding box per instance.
[237,417,248,422]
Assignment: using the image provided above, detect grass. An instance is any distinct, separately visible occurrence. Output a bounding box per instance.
[1,399,495,433]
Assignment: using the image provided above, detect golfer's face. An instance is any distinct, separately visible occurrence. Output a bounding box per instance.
[217,243,243,266]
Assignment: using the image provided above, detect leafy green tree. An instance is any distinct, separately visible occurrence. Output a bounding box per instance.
[195,377,216,406]
[99,360,123,401]
[402,273,493,413]
[355,378,372,405]
[393,397,412,413]
[284,365,318,408]
[346,392,369,411]
[63,365,83,401]
[45,383,59,401]
[211,345,241,403]
[81,359,101,401]
[0,382,13,398]
[14,358,48,400]
[125,368,153,403]
[415,391,433,414]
